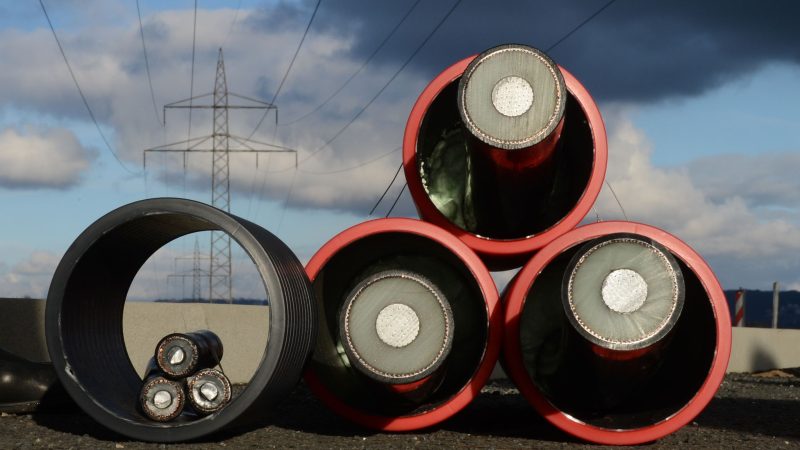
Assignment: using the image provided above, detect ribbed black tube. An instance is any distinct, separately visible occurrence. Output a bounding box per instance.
[45,198,317,442]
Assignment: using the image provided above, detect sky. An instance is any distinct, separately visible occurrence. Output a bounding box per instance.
[1,0,799,300]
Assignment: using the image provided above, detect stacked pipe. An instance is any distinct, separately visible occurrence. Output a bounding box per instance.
[382,43,731,444]
[303,218,501,430]
[40,44,732,445]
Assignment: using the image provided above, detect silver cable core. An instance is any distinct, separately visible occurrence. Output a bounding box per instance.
[492,76,534,117]
[199,382,219,401]
[152,390,173,410]
[339,270,454,384]
[168,347,185,365]
[601,269,648,313]
[375,303,420,348]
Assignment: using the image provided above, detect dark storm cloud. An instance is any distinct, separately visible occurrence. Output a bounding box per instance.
[249,0,800,103]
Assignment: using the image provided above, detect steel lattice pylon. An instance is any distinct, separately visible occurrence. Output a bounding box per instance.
[210,50,233,302]
[144,48,297,303]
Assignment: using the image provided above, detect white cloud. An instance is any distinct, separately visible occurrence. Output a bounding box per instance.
[0,6,415,209]
[594,112,800,289]
[2,3,797,294]
[0,251,60,298]
[126,233,270,301]
[688,152,800,211]
[0,235,270,301]
[0,126,96,189]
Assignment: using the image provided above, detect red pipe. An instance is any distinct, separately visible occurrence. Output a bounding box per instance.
[403,56,607,269]
[304,218,502,431]
[502,221,731,445]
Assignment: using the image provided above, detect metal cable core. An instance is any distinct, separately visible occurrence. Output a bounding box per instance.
[187,368,231,415]
[155,335,199,378]
[140,377,184,422]
[563,234,685,351]
[339,270,454,384]
[601,269,648,313]
[375,303,420,348]
[458,44,566,150]
[492,76,534,117]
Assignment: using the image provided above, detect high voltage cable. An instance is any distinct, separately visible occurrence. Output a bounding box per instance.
[280,0,423,126]
[385,182,406,217]
[370,0,619,216]
[369,161,403,216]
[245,0,320,215]
[187,0,199,144]
[136,0,161,126]
[300,146,399,175]
[243,144,399,175]
[275,168,298,234]
[297,0,463,166]
[604,180,628,220]
[247,0,322,140]
[220,0,243,49]
[39,0,139,175]
[274,0,461,224]
[246,145,398,218]
[276,0,613,196]
[545,0,618,52]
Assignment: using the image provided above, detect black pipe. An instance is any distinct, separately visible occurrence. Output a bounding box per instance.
[46,198,317,442]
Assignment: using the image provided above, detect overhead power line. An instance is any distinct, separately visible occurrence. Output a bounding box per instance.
[370,0,619,216]
[187,0,199,143]
[271,0,460,227]
[136,0,161,126]
[273,0,462,226]
[369,161,403,216]
[39,0,139,175]
[385,181,406,218]
[298,0,463,166]
[245,0,320,216]
[300,146,399,175]
[280,0,423,126]
[247,0,322,140]
[220,0,243,49]
[545,0,618,52]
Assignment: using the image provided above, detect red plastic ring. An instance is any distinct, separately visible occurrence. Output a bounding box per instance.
[402,56,608,268]
[304,218,502,431]
[502,221,732,445]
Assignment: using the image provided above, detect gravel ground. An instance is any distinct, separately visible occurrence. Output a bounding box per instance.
[1,371,798,449]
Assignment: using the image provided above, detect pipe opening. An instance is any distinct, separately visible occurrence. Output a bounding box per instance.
[124,231,269,390]
[518,242,716,429]
[46,199,315,442]
[416,80,594,240]
[309,231,488,417]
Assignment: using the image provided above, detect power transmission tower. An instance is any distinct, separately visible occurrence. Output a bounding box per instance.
[145,48,297,303]
[168,236,210,301]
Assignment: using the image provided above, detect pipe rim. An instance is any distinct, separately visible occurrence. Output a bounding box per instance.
[502,221,731,445]
[403,55,607,267]
[45,198,310,442]
[304,218,501,431]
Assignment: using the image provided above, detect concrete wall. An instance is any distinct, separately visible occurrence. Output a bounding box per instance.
[0,298,48,362]
[2,299,799,382]
[123,302,269,383]
[728,326,800,373]
[0,298,268,384]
